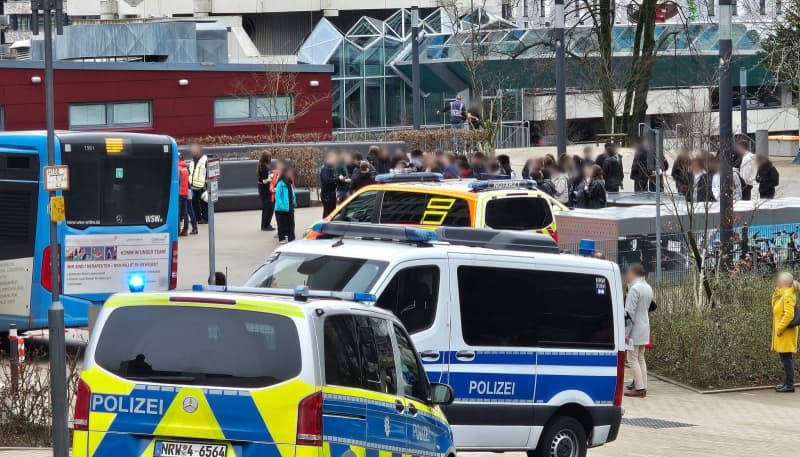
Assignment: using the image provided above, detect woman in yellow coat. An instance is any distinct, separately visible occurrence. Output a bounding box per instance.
[772,271,799,393]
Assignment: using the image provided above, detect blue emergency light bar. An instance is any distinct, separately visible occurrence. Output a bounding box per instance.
[312,221,438,243]
[192,284,377,303]
[374,172,443,183]
[468,179,538,192]
[128,273,146,293]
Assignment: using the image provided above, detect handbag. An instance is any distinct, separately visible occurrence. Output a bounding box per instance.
[788,305,800,329]
[648,300,657,312]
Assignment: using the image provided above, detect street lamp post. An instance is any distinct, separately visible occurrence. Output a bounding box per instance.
[718,0,734,258]
[31,2,68,457]
[740,67,748,136]
[411,6,421,130]
[554,0,566,156]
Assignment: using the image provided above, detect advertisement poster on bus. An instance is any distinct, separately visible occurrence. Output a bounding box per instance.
[0,257,33,317]
[64,233,169,294]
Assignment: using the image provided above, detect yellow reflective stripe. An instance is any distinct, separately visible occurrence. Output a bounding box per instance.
[322,385,397,405]
[252,379,316,444]
[105,138,124,154]
[138,440,156,457]
[103,294,305,318]
[152,387,226,440]
[72,431,88,457]
[350,445,366,457]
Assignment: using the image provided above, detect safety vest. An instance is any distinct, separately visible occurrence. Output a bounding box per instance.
[449,100,465,124]
[188,155,207,189]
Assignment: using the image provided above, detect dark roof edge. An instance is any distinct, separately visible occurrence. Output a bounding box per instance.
[0,60,333,73]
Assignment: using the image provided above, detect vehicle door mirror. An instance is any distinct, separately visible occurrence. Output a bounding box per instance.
[430,383,454,405]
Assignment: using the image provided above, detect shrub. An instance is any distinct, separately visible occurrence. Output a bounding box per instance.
[386,129,478,154]
[648,272,796,389]
[175,132,326,146]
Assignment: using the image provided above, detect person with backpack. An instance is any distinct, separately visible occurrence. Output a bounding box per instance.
[574,164,607,209]
[601,143,624,192]
[772,271,799,393]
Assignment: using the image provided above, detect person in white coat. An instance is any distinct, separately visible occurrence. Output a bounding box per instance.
[736,140,757,200]
[624,263,653,398]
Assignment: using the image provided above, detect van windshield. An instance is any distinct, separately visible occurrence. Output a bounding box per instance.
[94,306,301,388]
[484,197,553,230]
[245,252,387,292]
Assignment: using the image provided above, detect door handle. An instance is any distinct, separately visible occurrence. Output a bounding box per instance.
[407,403,418,416]
[455,350,475,361]
[419,350,440,360]
[395,400,405,413]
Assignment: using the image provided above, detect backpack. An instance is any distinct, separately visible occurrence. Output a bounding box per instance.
[788,304,800,328]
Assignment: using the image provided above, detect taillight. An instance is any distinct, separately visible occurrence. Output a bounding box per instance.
[296,391,323,446]
[41,245,61,292]
[551,229,558,242]
[169,240,178,290]
[73,378,91,431]
[613,350,625,407]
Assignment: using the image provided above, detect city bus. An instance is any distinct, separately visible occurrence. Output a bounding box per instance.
[0,131,179,332]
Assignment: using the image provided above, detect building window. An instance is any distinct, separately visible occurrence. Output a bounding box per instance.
[732,0,738,15]
[0,106,4,131]
[709,0,715,16]
[214,95,294,123]
[759,0,766,13]
[540,0,546,17]
[68,101,152,129]
[776,0,782,14]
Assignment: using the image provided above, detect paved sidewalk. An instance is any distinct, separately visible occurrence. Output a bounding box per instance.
[4,377,798,457]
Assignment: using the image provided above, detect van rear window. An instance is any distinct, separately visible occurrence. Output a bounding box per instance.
[484,197,553,230]
[94,306,301,388]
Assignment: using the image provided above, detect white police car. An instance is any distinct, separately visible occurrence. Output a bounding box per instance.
[245,222,626,457]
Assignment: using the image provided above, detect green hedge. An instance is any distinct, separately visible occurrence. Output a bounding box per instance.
[649,273,796,389]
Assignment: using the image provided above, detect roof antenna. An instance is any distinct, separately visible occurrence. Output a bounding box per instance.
[332,236,344,248]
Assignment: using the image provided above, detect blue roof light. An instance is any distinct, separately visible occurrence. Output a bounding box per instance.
[375,172,443,183]
[311,221,438,243]
[128,273,146,293]
[354,292,377,302]
[403,227,438,242]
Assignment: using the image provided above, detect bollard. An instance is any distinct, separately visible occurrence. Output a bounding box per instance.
[8,324,19,394]
[755,129,769,157]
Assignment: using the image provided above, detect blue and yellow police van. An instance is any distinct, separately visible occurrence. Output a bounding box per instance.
[72,285,456,457]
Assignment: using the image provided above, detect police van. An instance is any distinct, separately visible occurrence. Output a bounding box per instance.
[72,286,457,457]
[246,223,625,457]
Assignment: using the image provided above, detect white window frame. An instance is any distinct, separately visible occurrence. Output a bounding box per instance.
[68,101,152,129]
[214,95,295,124]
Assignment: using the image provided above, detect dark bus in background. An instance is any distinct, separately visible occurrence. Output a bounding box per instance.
[0,131,179,331]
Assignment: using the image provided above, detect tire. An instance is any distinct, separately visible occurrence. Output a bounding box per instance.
[529,416,587,457]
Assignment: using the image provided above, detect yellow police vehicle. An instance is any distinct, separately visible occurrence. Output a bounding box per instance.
[313,173,567,241]
[72,281,456,457]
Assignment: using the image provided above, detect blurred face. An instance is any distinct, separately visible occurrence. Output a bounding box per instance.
[756,155,766,166]
[625,269,637,284]
[325,152,336,166]
[190,144,201,159]
[583,165,593,179]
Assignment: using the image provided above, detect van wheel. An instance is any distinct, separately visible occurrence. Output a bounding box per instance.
[529,416,587,457]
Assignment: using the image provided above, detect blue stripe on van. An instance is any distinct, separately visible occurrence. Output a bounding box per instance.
[537,353,617,367]
[534,375,617,404]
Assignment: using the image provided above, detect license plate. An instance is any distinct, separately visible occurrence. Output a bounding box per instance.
[155,441,228,457]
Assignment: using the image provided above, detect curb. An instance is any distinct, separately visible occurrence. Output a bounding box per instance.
[651,372,800,394]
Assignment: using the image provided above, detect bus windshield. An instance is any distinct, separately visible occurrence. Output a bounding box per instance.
[61,136,172,228]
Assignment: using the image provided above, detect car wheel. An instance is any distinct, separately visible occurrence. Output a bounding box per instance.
[529,416,587,457]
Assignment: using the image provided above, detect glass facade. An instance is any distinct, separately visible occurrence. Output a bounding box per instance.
[298,8,764,131]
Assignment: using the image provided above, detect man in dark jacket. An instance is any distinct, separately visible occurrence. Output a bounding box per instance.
[601,144,624,192]
[756,154,779,199]
[691,157,715,203]
[319,152,339,217]
[366,145,390,175]
[630,139,649,192]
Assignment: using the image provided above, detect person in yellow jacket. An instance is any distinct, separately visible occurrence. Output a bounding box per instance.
[772,271,799,393]
[187,144,208,224]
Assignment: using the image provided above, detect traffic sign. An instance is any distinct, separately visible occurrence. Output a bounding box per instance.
[208,180,219,203]
[44,165,70,191]
[50,196,65,222]
[207,158,221,181]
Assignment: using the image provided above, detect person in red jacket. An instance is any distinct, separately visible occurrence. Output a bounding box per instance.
[178,154,198,236]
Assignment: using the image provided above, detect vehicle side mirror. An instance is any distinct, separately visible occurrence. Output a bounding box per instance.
[430,383,454,405]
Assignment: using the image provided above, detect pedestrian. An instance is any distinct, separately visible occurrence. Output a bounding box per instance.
[521,158,537,180]
[594,142,612,169]
[367,145,390,175]
[546,163,570,205]
[582,146,595,167]
[467,100,483,132]
[319,151,338,218]
[187,143,208,224]
[438,95,467,152]
[671,147,692,198]
[350,160,374,192]
[442,153,459,179]
[736,140,757,200]
[771,271,799,393]
[574,164,607,209]
[710,155,743,201]
[631,138,649,192]
[691,157,715,203]
[756,154,779,199]
[274,161,297,243]
[471,151,488,177]
[256,151,275,231]
[456,158,473,178]
[601,143,624,193]
[335,151,352,203]
[177,153,198,236]
[496,154,515,178]
[624,263,653,398]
